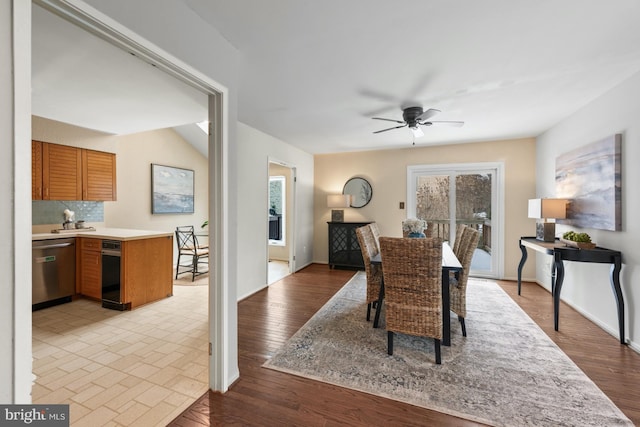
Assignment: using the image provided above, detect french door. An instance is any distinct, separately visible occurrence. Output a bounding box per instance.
[407,163,504,278]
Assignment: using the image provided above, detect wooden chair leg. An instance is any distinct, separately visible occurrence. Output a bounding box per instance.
[459,315,467,337]
[366,303,372,321]
[434,339,441,364]
[387,331,394,355]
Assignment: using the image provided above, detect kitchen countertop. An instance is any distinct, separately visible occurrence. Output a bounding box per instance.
[32,227,173,242]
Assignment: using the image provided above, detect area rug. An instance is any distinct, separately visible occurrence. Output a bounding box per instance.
[264,272,632,427]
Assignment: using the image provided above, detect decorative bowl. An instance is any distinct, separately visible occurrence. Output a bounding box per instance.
[560,238,596,250]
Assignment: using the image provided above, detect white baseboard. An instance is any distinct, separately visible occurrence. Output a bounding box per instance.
[529,280,638,352]
[293,260,313,272]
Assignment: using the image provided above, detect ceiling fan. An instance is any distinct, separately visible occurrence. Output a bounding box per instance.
[372,106,464,137]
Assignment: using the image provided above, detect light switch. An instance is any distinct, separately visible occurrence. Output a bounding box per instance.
[399,202,405,209]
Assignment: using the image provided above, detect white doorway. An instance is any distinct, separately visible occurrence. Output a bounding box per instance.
[31,0,232,395]
[267,160,296,284]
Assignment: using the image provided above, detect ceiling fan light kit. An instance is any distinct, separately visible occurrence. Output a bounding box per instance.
[372,106,464,136]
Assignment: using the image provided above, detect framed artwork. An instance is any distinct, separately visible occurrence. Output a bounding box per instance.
[151,164,194,214]
[555,134,621,231]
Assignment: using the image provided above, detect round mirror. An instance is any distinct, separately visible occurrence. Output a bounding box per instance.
[343,177,373,208]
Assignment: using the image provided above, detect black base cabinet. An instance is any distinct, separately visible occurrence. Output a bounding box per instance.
[328,221,372,269]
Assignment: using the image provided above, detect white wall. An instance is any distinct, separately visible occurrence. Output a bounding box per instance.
[106,128,209,262]
[536,71,640,349]
[236,122,315,300]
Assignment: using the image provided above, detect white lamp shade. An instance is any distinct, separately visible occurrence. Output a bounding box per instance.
[327,194,351,208]
[528,198,567,219]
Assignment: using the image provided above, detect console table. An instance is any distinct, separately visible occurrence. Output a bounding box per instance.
[517,236,625,345]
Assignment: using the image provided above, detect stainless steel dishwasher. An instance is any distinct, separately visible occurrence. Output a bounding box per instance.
[32,238,76,309]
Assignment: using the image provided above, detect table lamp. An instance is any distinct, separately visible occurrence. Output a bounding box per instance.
[327,194,351,222]
[528,198,567,242]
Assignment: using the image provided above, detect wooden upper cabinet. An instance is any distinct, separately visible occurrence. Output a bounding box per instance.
[82,149,116,201]
[42,142,82,201]
[32,141,43,200]
[32,141,117,201]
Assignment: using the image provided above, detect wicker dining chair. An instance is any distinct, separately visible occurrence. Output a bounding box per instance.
[369,222,381,252]
[449,226,481,337]
[355,225,383,321]
[379,236,443,364]
[452,224,468,257]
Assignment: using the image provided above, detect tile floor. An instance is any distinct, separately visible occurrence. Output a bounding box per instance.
[32,279,209,426]
[32,261,290,426]
[268,260,290,284]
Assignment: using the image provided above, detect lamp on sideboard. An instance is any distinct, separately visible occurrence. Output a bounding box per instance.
[528,198,567,242]
[327,194,351,222]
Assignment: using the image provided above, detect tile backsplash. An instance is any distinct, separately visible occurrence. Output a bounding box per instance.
[32,201,104,225]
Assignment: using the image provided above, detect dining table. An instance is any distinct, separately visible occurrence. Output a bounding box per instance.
[370,241,463,346]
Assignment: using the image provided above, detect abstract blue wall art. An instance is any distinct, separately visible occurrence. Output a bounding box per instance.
[555,134,621,231]
[151,164,194,214]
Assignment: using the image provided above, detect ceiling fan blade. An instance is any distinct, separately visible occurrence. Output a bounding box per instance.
[417,108,441,121]
[372,117,405,124]
[373,124,407,134]
[421,120,465,127]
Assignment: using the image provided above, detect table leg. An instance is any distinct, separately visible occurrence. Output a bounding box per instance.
[373,279,385,328]
[551,261,556,296]
[553,254,564,331]
[517,241,527,295]
[610,255,626,345]
[442,269,451,346]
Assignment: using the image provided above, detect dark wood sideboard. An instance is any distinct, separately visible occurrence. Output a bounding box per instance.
[328,221,372,269]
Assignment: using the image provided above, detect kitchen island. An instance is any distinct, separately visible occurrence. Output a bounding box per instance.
[33,227,173,309]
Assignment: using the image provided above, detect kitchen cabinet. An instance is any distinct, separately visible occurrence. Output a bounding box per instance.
[76,235,172,308]
[32,141,116,201]
[32,141,43,200]
[78,237,102,300]
[82,149,116,201]
[122,236,173,309]
[42,141,83,201]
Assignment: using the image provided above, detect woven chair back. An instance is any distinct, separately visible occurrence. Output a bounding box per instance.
[369,222,381,252]
[379,237,443,340]
[450,227,481,318]
[356,225,382,304]
[452,224,468,257]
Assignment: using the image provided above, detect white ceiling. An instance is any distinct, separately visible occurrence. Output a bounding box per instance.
[33,1,640,154]
[32,4,208,135]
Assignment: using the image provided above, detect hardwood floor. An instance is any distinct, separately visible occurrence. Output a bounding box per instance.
[169,264,640,426]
